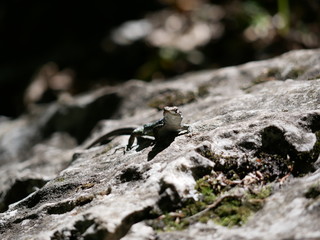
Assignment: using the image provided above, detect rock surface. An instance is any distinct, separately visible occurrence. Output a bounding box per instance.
[0,49,320,240]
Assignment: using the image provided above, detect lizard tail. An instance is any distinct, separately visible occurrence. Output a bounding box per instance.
[85,127,136,149]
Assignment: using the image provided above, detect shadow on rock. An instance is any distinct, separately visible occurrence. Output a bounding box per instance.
[147,132,178,161]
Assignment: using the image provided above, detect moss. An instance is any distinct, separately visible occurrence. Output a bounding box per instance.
[246,186,272,211]
[214,199,249,227]
[182,200,207,216]
[55,177,65,182]
[195,174,230,196]
[160,214,189,231]
[253,186,272,199]
[148,89,196,110]
[284,67,306,79]
[253,67,306,84]
[254,67,281,84]
[305,183,320,199]
[149,172,272,231]
[197,84,210,97]
[148,85,210,110]
[307,74,320,80]
[213,187,271,227]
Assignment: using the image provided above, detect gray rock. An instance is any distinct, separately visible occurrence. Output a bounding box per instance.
[0,49,320,240]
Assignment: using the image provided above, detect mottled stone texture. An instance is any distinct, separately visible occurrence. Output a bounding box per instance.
[0,49,320,240]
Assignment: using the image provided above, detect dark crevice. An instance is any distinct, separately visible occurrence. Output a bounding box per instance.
[0,178,48,213]
[108,206,153,240]
[259,126,294,158]
[47,201,78,215]
[13,182,79,210]
[190,165,213,180]
[157,181,182,213]
[308,113,320,132]
[51,206,153,240]
[13,213,39,224]
[47,195,94,215]
[238,140,258,150]
[258,126,320,176]
[118,166,143,183]
[51,218,97,240]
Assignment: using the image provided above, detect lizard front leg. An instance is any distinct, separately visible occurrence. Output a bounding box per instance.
[127,134,135,150]
[126,128,143,150]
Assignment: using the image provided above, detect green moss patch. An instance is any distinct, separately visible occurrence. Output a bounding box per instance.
[148,86,209,110]
[305,183,320,199]
[148,89,197,110]
[253,67,306,84]
[254,67,281,84]
[149,174,271,231]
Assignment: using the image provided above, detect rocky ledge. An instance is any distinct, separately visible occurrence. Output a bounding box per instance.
[0,49,320,240]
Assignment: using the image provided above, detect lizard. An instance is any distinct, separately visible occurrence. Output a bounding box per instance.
[86,106,189,150]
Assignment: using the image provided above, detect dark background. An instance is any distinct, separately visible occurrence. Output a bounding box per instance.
[0,0,319,117]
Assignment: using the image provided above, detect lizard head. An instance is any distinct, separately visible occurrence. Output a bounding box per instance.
[163,106,183,127]
[163,106,182,116]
